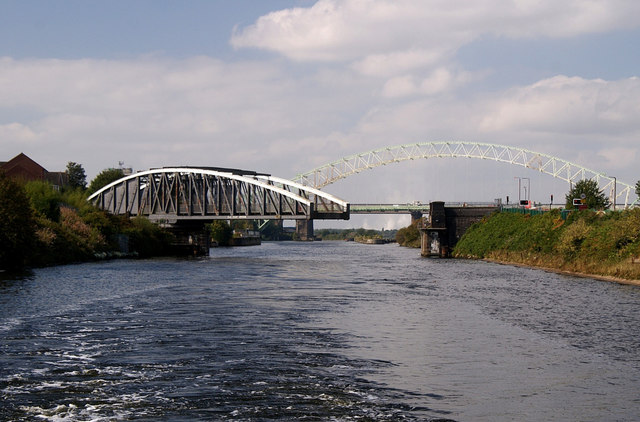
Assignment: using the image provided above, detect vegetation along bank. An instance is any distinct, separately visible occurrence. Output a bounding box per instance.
[0,169,173,272]
[453,208,640,282]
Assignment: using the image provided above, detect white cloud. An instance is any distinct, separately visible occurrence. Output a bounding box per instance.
[479,75,640,136]
[0,55,638,204]
[381,67,477,97]
[352,48,450,78]
[597,146,638,170]
[0,56,375,178]
[0,122,38,142]
[231,0,640,64]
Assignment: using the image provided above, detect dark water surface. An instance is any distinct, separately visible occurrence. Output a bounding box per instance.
[1,242,639,421]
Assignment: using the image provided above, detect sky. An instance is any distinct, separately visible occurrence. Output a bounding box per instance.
[1,0,639,229]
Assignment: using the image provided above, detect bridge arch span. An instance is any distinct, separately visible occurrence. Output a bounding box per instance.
[88,167,349,221]
[293,142,636,207]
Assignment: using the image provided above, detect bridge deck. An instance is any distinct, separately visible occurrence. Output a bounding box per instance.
[350,203,498,214]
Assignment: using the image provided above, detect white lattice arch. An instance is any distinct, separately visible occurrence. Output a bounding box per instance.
[293,142,637,208]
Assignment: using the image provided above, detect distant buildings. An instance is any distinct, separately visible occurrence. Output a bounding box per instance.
[0,153,69,189]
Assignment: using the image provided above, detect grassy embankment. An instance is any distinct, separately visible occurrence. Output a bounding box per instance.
[453,208,640,281]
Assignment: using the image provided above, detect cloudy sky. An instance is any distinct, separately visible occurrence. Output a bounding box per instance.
[1,0,639,228]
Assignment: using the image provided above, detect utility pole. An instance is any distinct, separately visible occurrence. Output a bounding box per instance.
[613,177,616,211]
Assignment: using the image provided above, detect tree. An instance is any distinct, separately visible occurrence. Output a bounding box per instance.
[565,179,610,210]
[66,161,87,190]
[209,220,233,246]
[24,180,62,221]
[0,173,36,270]
[635,180,640,200]
[209,221,233,246]
[87,168,125,195]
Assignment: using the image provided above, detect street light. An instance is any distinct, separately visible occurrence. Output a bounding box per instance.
[514,177,521,203]
[514,177,530,206]
[523,177,530,202]
[613,176,617,211]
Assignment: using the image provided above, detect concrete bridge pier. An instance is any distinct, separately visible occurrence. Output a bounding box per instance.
[410,211,423,224]
[420,201,496,258]
[295,219,314,241]
[421,202,447,257]
[167,223,211,256]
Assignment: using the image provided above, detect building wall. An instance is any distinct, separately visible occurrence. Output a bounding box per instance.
[0,153,47,182]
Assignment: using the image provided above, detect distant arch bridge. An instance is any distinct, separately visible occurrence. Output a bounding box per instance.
[87,167,349,223]
[293,142,637,208]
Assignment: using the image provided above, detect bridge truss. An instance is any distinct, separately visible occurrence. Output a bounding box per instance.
[88,168,349,222]
[293,142,636,208]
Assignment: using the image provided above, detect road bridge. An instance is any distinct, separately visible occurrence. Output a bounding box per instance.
[350,202,498,213]
[350,202,499,223]
[294,142,637,208]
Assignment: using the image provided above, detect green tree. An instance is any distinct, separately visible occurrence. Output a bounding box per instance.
[24,180,62,221]
[209,220,233,246]
[66,161,87,190]
[635,180,640,199]
[87,168,125,195]
[0,173,36,270]
[565,179,611,210]
[395,220,421,247]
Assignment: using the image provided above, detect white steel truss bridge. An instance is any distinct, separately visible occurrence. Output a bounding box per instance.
[88,167,350,222]
[293,142,637,208]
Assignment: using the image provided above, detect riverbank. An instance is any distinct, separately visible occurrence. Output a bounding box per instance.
[453,208,640,283]
[482,256,640,287]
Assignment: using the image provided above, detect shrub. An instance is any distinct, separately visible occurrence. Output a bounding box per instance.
[0,173,36,270]
[396,220,421,248]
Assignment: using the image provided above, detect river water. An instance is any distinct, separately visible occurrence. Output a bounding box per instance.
[1,242,639,421]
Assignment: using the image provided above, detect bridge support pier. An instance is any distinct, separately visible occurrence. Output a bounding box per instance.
[420,202,496,258]
[295,219,314,241]
[167,224,211,256]
[410,211,423,224]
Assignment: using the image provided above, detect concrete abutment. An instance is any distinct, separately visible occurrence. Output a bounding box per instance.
[420,202,496,258]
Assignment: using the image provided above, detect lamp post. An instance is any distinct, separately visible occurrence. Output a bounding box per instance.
[523,177,530,202]
[613,177,616,211]
[514,177,521,203]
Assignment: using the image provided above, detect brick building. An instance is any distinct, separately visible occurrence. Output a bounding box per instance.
[0,153,68,189]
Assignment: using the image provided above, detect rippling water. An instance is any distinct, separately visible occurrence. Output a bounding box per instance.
[1,242,639,421]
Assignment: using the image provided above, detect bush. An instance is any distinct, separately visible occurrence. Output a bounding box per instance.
[24,180,62,221]
[396,220,421,248]
[0,173,36,270]
[123,217,174,257]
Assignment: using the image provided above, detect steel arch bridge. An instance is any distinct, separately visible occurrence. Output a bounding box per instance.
[88,167,349,222]
[293,141,637,208]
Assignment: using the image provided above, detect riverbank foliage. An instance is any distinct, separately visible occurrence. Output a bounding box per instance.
[395,220,421,248]
[0,174,173,270]
[315,228,396,241]
[453,208,640,280]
